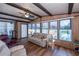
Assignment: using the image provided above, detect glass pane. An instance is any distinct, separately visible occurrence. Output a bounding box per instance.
[7,22,14,38]
[59,30,71,41]
[59,20,72,41]
[50,29,57,39]
[50,21,57,39]
[42,22,48,34]
[28,24,32,35]
[50,21,57,29]
[21,24,27,37]
[32,29,35,34]
[60,20,71,29]
[0,21,14,38]
[28,24,31,29]
[0,22,6,35]
[42,29,48,34]
[32,24,36,34]
[36,29,40,33]
[42,22,48,29]
[36,23,40,33]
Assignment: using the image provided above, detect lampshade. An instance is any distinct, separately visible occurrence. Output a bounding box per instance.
[49,30,53,35]
[49,30,55,35]
[28,29,32,32]
[53,39,55,42]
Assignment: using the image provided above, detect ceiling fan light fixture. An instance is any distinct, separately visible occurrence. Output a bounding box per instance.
[25,13,30,18]
[25,14,29,18]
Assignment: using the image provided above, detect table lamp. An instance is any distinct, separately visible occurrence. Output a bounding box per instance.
[48,30,55,43]
[28,29,32,35]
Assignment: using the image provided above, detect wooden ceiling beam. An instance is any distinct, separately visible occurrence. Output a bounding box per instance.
[6,3,41,17]
[0,17,30,23]
[68,3,74,14]
[0,12,31,21]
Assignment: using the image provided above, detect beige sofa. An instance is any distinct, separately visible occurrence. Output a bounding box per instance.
[28,33,48,47]
[0,40,27,56]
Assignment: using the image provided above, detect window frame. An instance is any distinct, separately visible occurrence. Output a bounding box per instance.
[0,21,15,38]
[21,23,28,38]
[42,22,49,34]
[31,23,36,34]
[27,18,72,42]
[36,23,41,33]
[59,18,72,42]
[49,20,58,39]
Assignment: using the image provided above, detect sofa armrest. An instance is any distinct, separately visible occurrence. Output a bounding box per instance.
[43,37,48,40]
[10,45,24,53]
[41,38,47,42]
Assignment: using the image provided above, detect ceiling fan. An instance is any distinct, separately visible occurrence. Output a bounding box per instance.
[18,12,35,19]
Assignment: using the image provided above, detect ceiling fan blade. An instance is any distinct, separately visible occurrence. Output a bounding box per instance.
[30,15,34,18]
[18,12,26,17]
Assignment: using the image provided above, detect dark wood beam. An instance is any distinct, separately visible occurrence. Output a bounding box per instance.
[0,17,30,23]
[68,3,74,14]
[33,3,52,16]
[0,12,31,21]
[5,3,41,17]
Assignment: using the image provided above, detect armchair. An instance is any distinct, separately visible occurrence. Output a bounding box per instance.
[0,40,27,56]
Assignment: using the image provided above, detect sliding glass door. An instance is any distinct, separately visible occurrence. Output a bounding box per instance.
[21,24,27,38]
[59,19,72,41]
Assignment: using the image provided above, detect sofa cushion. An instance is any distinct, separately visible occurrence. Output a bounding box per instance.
[0,40,10,56]
[41,36,46,39]
[11,48,26,56]
[36,35,42,39]
[0,40,27,56]
[10,45,24,53]
[31,33,47,40]
[40,34,47,39]
[32,33,38,37]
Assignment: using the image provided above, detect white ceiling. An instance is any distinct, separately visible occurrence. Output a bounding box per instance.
[15,3,48,16]
[0,3,79,21]
[72,3,79,13]
[40,3,68,15]
[0,4,26,17]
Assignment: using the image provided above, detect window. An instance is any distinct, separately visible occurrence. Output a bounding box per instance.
[0,22,7,35]
[7,22,14,38]
[21,24,27,38]
[42,22,48,34]
[50,21,57,39]
[59,19,72,41]
[32,23,36,34]
[0,21,14,38]
[28,24,32,35]
[36,23,40,33]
